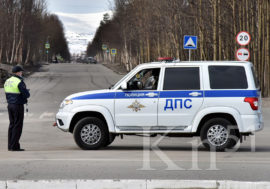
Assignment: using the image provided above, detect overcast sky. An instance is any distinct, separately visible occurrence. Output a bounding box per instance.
[46,0,113,54]
[47,0,113,14]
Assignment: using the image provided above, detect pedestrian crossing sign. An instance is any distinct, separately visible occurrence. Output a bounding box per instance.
[111,49,117,55]
[183,35,197,49]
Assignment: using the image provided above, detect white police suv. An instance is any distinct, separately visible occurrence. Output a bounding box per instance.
[55,61,263,151]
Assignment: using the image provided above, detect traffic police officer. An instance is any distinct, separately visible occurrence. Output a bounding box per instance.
[4,66,30,151]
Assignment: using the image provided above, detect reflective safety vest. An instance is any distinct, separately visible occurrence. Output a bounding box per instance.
[4,76,21,94]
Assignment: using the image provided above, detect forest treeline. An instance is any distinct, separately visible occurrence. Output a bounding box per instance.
[87,0,270,97]
[0,0,70,66]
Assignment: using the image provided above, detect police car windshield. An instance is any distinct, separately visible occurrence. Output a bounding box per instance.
[110,65,142,89]
[110,74,129,90]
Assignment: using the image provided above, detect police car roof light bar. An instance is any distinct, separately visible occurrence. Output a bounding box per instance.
[158,57,174,63]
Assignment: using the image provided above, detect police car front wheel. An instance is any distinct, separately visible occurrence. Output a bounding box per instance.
[200,118,239,151]
[73,117,109,150]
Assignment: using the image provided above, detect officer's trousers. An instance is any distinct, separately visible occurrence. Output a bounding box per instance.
[7,104,24,150]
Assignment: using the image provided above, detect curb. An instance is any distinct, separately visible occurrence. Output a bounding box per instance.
[218,181,270,189]
[1,180,270,189]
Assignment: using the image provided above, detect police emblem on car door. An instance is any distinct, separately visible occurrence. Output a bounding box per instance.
[127,100,145,112]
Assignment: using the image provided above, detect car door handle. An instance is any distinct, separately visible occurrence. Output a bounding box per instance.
[145,92,158,97]
[189,92,202,97]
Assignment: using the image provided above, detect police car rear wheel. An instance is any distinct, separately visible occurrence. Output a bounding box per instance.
[73,117,108,150]
[200,118,238,151]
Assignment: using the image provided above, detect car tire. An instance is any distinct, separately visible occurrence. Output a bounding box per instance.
[227,132,240,149]
[73,117,108,150]
[200,118,239,151]
[104,134,116,147]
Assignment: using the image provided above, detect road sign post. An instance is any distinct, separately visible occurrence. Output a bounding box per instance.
[110,49,117,64]
[45,42,50,63]
[102,45,107,62]
[183,35,197,61]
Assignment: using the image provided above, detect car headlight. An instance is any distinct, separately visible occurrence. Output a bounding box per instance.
[60,99,73,109]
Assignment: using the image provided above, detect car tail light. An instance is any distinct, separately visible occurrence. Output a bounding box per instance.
[244,97,258,110]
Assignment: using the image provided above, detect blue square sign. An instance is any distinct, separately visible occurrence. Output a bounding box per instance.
[183,35,197,49]
[111,48,117,55]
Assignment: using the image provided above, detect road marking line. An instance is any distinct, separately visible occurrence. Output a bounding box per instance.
[39,112,55,119]
[0,158,270,164]
[3,179,270,189]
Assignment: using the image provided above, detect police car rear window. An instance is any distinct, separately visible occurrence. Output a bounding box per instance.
[208,66,248,89]
[163,67,200,90]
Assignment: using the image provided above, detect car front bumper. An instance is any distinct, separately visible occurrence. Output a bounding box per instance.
[55,110,74,132]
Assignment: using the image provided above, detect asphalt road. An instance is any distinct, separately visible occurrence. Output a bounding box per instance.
[0,63,270,181]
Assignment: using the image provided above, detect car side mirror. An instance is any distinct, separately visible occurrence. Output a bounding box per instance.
[120,82,127,90]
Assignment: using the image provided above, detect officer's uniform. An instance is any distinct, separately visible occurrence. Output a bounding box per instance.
[4,66,30,151]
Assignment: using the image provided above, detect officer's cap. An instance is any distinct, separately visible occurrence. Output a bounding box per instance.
[12,65,24,73]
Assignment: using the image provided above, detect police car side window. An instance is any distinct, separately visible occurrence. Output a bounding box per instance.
[127,68,160,90]
[209,66,248,89]
[163,67,200,90]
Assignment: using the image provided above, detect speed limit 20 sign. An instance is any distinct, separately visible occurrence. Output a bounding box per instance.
[236,31,251,46]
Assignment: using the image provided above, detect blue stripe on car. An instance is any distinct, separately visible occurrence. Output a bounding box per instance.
[71,90,258,100]
[204,90,258,97]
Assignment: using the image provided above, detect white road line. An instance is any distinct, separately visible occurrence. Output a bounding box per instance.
[3,179,270,189]
[0,158,270,164]
[39,112,55,119]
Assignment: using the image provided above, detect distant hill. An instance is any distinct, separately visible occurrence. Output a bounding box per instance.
[66,31,94,54]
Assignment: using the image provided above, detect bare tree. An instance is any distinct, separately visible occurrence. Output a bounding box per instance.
[0,0,70,65]
[87,0,270,96]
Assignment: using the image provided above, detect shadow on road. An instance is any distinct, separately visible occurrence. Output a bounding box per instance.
[66,145,270,153]
[104,145,208,152]
[236,146,270,152]
[20,145,270,153]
